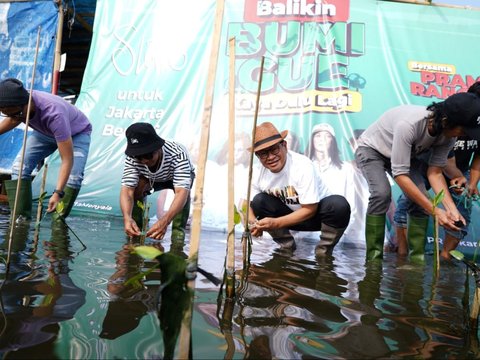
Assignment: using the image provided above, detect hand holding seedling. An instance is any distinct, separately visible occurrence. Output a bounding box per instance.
[124,218,141,237]
[146,217,169,240]
[449,176,467,195]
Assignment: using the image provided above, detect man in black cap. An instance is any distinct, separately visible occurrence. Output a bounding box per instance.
[355,91,480,263]
[120,122,195,243]
[0,78,92,220]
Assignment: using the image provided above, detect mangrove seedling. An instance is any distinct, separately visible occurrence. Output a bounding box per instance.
[431,189,444,275]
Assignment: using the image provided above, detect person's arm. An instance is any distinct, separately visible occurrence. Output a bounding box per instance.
[468,154,480,197]
[251,203,317,236]
[0,118,21,135]
[443,156,466,194]
[47,138,74,213]
[394,170,461,231]
[146,186,189,240]
[120,185,141,237]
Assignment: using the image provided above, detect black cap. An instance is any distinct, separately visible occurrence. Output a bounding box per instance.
[444,92,480,141]
[0,78,29,107]
[125,122,165,157]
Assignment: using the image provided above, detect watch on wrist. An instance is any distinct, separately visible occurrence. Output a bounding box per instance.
[53,189,65,198]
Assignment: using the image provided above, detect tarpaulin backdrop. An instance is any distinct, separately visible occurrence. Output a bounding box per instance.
[0,1,57,172]
[33,0,480,253]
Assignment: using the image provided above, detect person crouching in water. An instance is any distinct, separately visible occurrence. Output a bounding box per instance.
[243,122,351,257]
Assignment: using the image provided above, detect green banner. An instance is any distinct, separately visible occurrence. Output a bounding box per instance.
[34,0,480,253]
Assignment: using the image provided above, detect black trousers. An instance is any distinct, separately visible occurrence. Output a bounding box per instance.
[251,193,351,230]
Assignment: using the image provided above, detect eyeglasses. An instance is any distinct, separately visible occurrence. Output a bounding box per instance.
[255,141,284,160]
[0,108,24,118]
[134,152,155,161]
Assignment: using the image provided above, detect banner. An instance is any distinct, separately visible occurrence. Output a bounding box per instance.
[0,1,57,173]
[33,0,480,254]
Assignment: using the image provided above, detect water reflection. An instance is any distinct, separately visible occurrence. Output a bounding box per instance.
[0,207,479,359]
[0,220,85,357]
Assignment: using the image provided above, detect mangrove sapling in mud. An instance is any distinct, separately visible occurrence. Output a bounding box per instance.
[431,190,444,275]
[450,249,480,330]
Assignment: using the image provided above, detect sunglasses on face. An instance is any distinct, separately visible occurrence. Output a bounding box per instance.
[255,141,284,160]
[134,152,155,161]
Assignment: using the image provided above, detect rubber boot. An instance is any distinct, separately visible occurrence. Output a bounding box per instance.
[406,215,429,263]
[4,179,33,220]
[315,223,347,257]
[52,186,80,221]
[268,228,296,250]
[365,214,386,261]
[171,199,190,242]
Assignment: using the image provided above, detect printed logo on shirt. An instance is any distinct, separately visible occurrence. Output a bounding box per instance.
[266,185,299,205]
[130,138,139,144]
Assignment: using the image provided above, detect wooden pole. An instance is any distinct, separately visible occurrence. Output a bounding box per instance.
[225,37,236,299]
[177,0,225,358]
[241,56,265,267]
[52,0,64,95]
[5,27,41,275]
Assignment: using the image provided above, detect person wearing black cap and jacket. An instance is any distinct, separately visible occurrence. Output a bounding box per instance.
[355,92,480,263]
[120,122,195,243]
[0,78,92,220]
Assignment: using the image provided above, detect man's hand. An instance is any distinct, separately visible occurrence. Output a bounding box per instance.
[434,208,465,231]
[146,217,169,240]
[449,176,467,195]
[124,218,141,237]
[47,192,61,213]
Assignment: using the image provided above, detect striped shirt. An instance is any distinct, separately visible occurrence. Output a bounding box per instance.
[121,140,195,189]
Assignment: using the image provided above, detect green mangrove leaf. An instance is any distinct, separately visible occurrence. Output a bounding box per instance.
[449,250,464,261]
[56,201,65,214]
[432,189,445,208]
[233,205,241,225]
[39,191,48,203]
[136,200,145,211]
[133,245,163,260]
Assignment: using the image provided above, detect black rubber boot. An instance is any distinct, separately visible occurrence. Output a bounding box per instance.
[316,223,347,257]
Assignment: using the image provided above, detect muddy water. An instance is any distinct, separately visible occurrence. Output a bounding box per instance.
[0,206,478,359]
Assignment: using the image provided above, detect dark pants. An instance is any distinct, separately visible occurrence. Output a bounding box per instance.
[134,172,195,201]
[355,146,429,218]
[251,193,351,230]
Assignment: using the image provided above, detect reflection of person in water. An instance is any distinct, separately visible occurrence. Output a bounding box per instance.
[0,222,86,355]
[100,242,160,340]
[305,123,359,245]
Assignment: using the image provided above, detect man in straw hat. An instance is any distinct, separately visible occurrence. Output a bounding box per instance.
[355,91,480,263]
[0,78,92,220]
[120,122,195,245]
[244,121,351,256]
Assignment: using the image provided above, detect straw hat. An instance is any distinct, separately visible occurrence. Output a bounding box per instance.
[249,122,288,152]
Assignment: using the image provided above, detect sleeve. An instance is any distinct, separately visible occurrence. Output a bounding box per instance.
[391,121,415,177]
[121,157,140,188]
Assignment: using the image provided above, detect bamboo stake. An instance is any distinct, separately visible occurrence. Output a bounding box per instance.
[177,0,225,358]
[5,27,41,275]
[52,0,64,95]
[241,56,265,267]
[225,37,236,299]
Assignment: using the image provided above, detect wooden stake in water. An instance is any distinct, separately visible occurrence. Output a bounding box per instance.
[5,26,41,275]
[225,37,236,299]
[177,0,225,358]
[241,56,265,268]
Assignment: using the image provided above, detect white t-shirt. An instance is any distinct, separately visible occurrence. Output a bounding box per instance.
[250,150,331,210]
